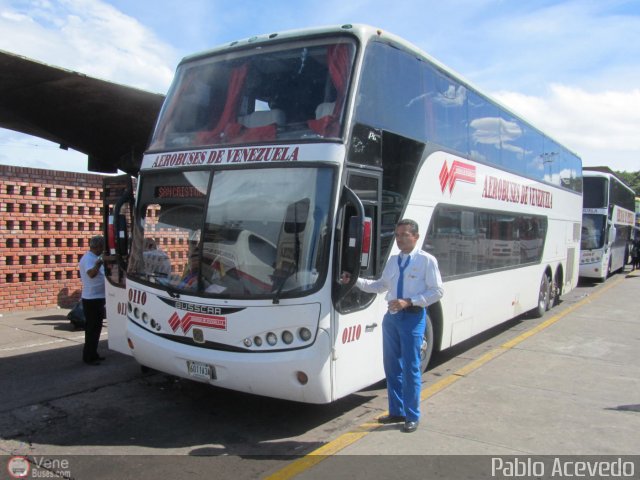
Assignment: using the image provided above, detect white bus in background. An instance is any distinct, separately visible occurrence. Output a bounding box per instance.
[104,24,582,404]
[580,168,636,280]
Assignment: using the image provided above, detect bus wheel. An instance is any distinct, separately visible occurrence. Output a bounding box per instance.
[420,315,435,372]
[532,274,550,318]
[550,270,562,308]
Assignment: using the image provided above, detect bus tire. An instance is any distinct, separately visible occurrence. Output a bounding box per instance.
[532,274,550,318]
[420,315,434,373]
[551,268,562,307]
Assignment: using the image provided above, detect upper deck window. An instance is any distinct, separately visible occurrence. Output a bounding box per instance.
[354,41,582,193]
[150,38,356,150]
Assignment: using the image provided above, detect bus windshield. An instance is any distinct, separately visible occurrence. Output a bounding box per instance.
[583,177,607,208]
[581,213,606,250]
[150,38,356,150]
[128,167,334,299]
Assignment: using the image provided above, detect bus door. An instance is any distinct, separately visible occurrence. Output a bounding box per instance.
[332,170,384,398]
[102,174,134,356]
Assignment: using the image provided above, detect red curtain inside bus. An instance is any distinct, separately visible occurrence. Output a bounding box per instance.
[308,44,350,137]
[196,63,249,144]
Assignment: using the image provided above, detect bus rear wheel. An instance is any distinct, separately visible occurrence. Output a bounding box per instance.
[420,315,434,372]
[531,274,550,318]
[550,269,562,307]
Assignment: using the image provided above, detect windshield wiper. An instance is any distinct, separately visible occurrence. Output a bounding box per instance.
[166,285,181,298]
[271,263,298,305]
[272,231,301,305]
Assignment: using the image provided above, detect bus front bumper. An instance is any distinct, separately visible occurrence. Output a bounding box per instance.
[126,321,334,404]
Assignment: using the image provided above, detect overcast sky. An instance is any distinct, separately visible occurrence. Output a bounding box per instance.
[0,0,639,173]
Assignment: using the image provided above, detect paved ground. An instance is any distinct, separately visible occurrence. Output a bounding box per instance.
[1,270,638,480]
[268,270,640,479]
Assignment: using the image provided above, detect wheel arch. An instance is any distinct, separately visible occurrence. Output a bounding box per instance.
[427,300,444,353]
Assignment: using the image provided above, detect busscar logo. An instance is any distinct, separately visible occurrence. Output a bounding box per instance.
[168,312,227,334]
[439,160,476,194]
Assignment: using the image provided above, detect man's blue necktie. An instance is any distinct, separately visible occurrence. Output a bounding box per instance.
[397,254,411,299]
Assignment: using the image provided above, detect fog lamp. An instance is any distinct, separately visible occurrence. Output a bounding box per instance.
[296,371,309,385]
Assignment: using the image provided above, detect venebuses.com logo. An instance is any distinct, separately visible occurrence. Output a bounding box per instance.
[7,456,29,478]
[6,456,72,478]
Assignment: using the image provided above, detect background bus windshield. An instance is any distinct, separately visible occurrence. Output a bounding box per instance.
[583,177,607,208]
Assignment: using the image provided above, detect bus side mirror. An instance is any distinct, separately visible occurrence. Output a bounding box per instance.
[284,198,310,233]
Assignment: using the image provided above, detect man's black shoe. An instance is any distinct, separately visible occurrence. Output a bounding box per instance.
[83,359,101,366]
[377,414,405,424]
[403,420,419,433]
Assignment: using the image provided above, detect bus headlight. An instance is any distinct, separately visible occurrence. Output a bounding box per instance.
[243,337,253,347]
[266,332,278,346]
[282,330,294,344]
[253,336,263,347]
[298,328,312,341]
[142,312,149,324]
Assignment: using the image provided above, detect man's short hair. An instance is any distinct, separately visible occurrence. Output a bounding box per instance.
[89,235,105,249]
[396,218,419,235]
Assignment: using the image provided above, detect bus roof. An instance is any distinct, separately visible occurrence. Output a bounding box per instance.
[179,24,580,161]
[583,166,618,175]
[583,168,636,195]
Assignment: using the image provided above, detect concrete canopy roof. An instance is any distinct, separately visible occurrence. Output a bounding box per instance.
[0,50,165,175]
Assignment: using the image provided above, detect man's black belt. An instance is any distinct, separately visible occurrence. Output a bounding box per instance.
[405,306,424,314]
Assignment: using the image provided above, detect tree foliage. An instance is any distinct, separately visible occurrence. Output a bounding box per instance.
[615,170,640,195]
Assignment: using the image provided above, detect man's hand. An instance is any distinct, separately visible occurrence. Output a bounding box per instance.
[388,298,411,311]
[339,272,351,285]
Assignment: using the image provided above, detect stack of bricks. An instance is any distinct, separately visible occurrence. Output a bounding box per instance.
[0,165,106,312]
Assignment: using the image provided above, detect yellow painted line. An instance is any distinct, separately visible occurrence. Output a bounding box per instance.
[268,431,371,479]
[264,275,626,480]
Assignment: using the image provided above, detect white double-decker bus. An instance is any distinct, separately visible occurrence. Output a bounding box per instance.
[104,24,582,403]
[579,168,635,280]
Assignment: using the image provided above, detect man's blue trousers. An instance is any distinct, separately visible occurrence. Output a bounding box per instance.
[382,309,426,422]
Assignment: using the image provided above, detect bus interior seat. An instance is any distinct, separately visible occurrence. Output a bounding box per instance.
[315,102,335,119]
[240,109,286,129]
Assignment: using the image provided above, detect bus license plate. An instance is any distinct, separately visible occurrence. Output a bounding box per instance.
[187,361,215,380]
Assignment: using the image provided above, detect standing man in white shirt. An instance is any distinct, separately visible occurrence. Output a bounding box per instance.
[78,235,106,365]
[340,219,443,433]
